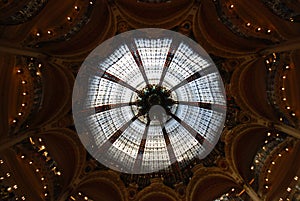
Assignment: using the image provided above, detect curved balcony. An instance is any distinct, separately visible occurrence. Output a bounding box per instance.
[249,133,300,200]
[265,52,299,127]
[26,1,94,48]
[0,128,85,201]
[22,0,112,56]
[212,0,280,44]
[194,1,269,57]
[8,56,73,132]
[9,57,44,133]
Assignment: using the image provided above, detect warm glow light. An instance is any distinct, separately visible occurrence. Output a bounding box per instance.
[36,32,40,37]
[265,185,269,189]
[67,16,72,21]
[47,30,52,35]
[21,103,26,107]
[265,178,269,181]
[230,4,234,9]
[36,169,39,172]
[282,75,286,79]
[251,166,254,170]
[256,27,261,31]
[267,132,271,136]
[6,173,10,177]
[18,112,22,116]
[246,22,251,27]
[292,113,296,116]
[272,161,275,165]
[21,155,25,159]
[286,106,290,110]
[268,169,271,173]
[13,185,17,189]
[294,176,298,181]
[282,98,286,101]
[12,119,17,123]
[84,197,88,200]
[281,87,285,91]
[286,65,290,69]
[285,148,289,151]
[278,153,282,157]
[287,187,291,192]
[29,161,33,164]
[44,186,47,189]
[41,177,45,181]
[7,187,12,191]
[36,71,41,76]
[267,29,271,33]
[22,92,27,96]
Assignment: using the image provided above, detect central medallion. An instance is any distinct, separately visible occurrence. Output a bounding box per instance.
[136,85,174,123]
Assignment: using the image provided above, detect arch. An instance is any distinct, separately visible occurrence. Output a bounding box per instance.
[135,181,178,201]
[115,0,193,28]
[187,168,242,201]
[74,171,126,201]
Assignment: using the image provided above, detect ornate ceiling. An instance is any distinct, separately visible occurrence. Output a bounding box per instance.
[0,0,299,201]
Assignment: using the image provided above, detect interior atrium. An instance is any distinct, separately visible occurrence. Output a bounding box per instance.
[0,0,300,201]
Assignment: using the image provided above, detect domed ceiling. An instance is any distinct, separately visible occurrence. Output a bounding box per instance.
[0,0,299,201]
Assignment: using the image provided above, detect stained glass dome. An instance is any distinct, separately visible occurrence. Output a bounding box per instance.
[72,28,226,174]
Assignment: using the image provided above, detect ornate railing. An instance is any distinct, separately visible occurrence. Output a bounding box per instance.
[261,0,300,22]
[0,0,48,25]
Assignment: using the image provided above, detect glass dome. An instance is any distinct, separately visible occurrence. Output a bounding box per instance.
[72,28,226,174]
